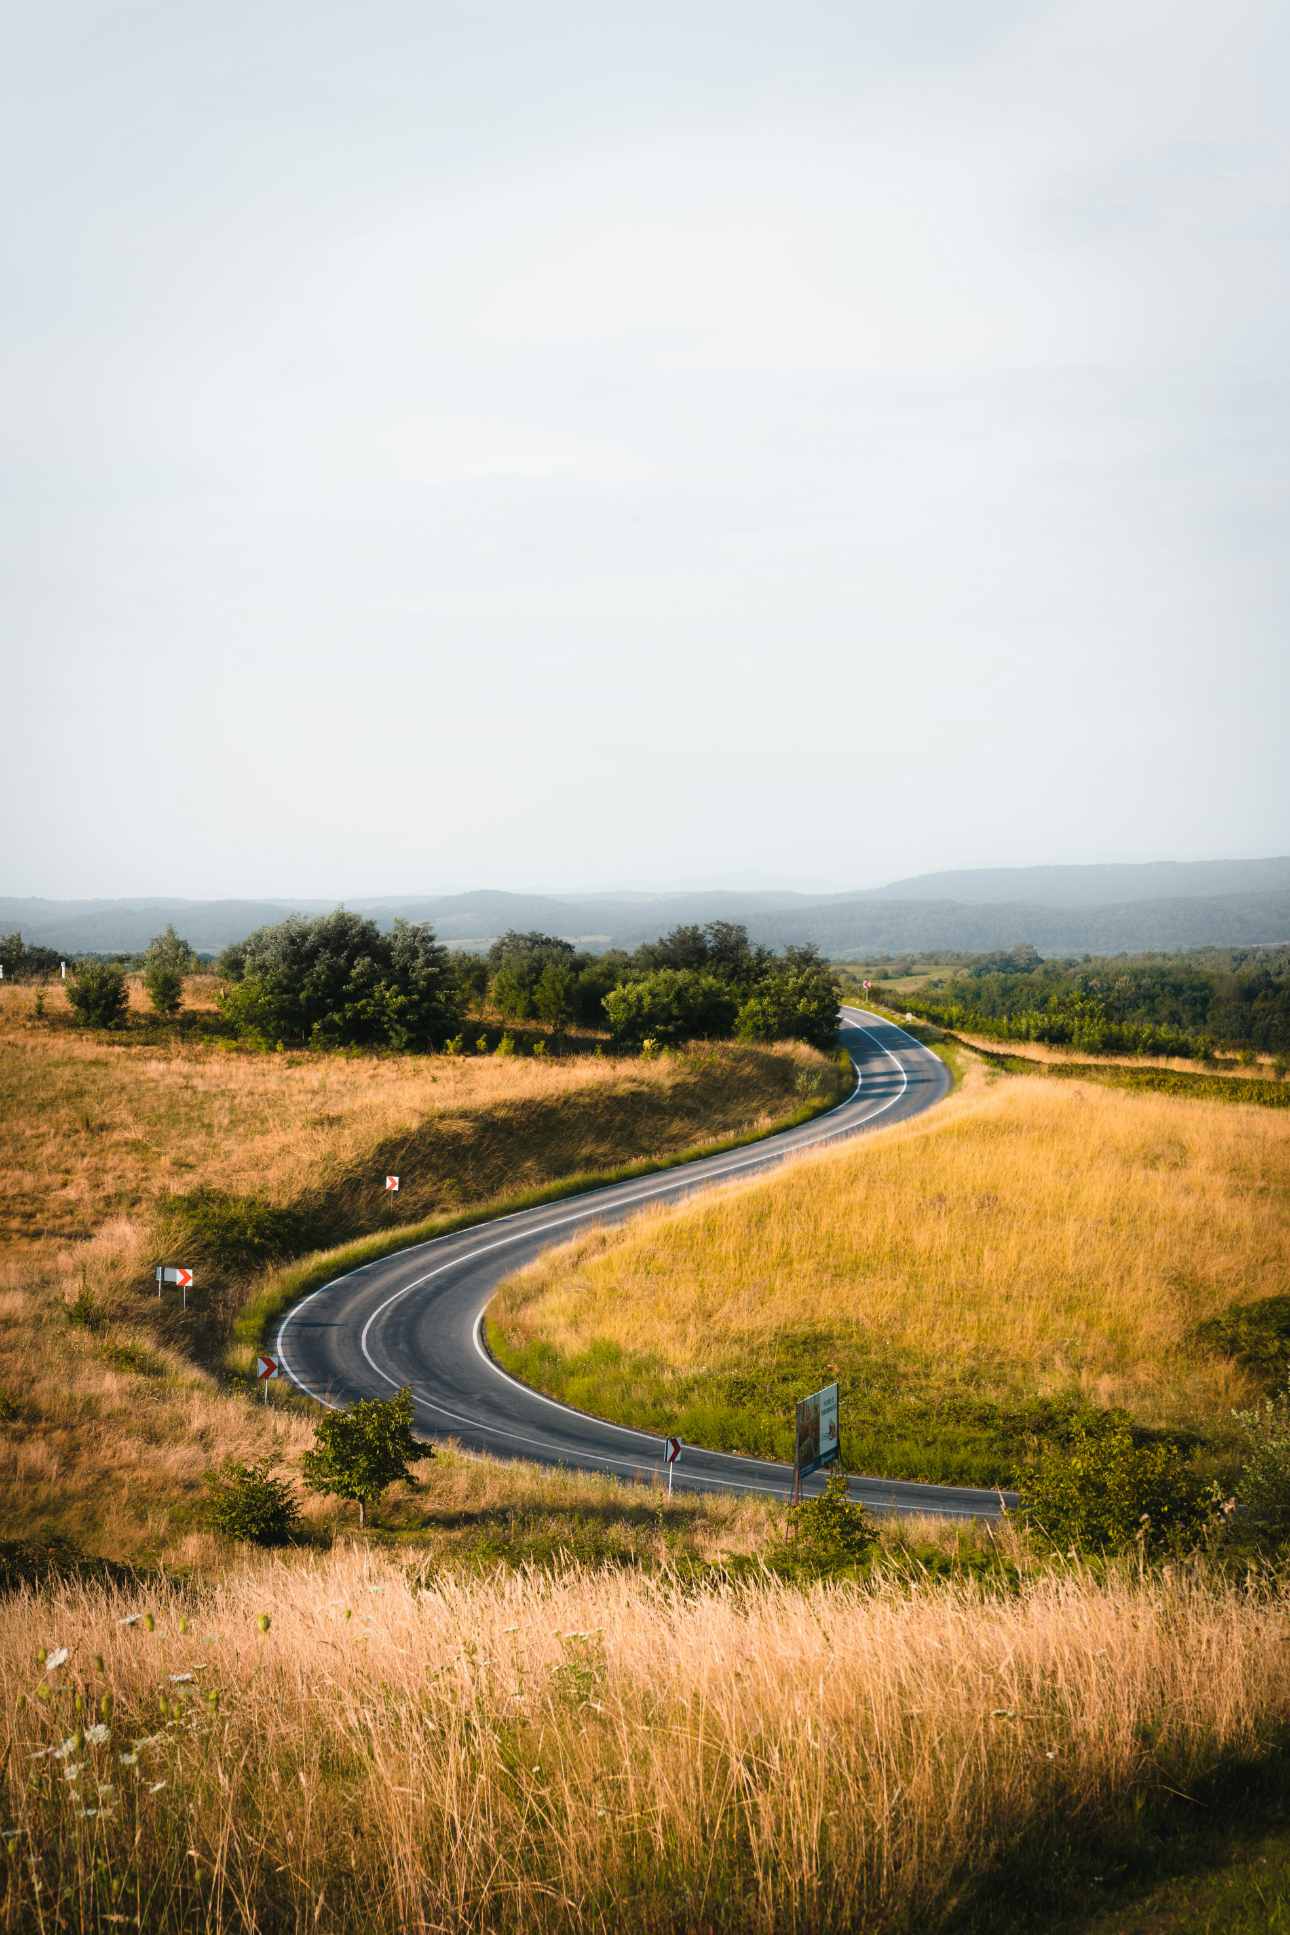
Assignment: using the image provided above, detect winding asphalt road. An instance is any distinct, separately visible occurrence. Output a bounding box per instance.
[277,1007,1012,1519]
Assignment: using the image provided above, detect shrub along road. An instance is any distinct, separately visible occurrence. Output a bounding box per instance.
[277,1009,1011,1518]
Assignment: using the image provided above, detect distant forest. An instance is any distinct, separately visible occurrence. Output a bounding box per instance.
[872,946,1290,1057]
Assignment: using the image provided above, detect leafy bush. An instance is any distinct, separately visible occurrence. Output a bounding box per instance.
[1193,1295,1290,1390]
[770,1471,875,1580]
[66,961,128,1028]
[302,1386,427,1527]
[603,969,738,1050]
[1229,1388,1290,1547]
[1017,1422,1209,1556]
[201,1460,301,1546]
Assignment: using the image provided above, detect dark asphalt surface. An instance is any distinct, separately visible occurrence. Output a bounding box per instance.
[277,1008,1015,1519]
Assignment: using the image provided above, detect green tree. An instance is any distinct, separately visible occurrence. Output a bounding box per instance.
[142,926,194,1018]
[735,947,840,1050]
[1017,1422,1209,1557]
[534,957,577,1033]
[603,968,738,1050]
[218,911,461,1050]
[66,961,128,1029]
[487,931,580,1021]
[301,1386,427,1527]
[201,1459,301,1546]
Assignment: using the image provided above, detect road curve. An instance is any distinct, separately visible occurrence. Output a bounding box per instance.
[277,1008,1013,1520]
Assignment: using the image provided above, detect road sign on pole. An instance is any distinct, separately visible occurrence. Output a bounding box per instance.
[863,979,872,993]
[155,1265,194,1309]
[256,1354,280,1402]
[385,1175,399,1192]
[793,1383,840,1500]
[664,1435,682,1497]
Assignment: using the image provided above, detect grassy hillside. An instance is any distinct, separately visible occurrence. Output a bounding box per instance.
[2,1551,1287,1934]
[491,1068,1290,1484]
[0,980,842,1558]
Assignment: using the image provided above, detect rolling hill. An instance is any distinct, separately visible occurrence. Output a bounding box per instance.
[4,858,1289,956]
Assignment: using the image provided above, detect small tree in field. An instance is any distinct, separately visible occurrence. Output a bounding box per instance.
[67,961,128,1029]
[301,1386,427,1527]
[143,925,195,1017]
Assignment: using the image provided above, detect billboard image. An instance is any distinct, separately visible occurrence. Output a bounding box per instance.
[795,1382,840,1480]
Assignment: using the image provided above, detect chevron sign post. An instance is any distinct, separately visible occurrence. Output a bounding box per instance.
[664,1435,683,1497]
[385,1175,399,1192]
[256,1354,280,1403]
[155,1265,194,1309]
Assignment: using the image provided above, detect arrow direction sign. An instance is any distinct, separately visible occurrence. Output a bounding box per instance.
[385,1175,399,1192]
[256,1354,280,1402]
[155,1265,194,1307]
[664,1434,683,1495]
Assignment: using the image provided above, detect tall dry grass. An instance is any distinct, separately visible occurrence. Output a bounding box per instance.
[495,1072,1290,1443]
[1,1549,1286,1932]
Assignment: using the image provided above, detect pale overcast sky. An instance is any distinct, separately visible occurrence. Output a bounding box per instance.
[5,0,1288,898]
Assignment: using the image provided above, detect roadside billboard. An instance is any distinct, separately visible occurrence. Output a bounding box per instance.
[795,1382,840,1481]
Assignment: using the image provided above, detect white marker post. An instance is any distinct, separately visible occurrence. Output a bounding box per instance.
[256,1354,280,1403]
[664,1435,682,1497]
[155,1265,194,1309]
[385,1175,399,1193]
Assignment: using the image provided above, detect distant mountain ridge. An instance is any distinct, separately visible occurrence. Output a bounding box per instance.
[3,858,1289,958]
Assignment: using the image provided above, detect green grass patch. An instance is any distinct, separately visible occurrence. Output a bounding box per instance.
[485,1321,1209,1491]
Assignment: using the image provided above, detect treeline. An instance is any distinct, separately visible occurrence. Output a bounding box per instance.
[873,944,1290,1057]
[212,913,841,1053]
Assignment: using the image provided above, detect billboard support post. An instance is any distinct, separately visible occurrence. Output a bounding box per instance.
[793,1382,840,1504]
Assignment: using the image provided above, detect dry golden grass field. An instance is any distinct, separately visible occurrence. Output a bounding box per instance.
[2,1547,1287,1934]
[0,980,838,1559]
[492,1066,1290,1483]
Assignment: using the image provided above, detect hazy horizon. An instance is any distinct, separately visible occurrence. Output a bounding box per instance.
[7,1,1288,899]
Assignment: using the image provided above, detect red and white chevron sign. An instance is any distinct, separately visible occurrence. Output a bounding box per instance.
[385,1175,399,1192]
[256,1354,279,1381]
[665,1436,682,1465]
[155,1266,193,1289]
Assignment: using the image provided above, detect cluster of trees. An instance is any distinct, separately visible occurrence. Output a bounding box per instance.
[217,912,460,1050]
[470,921,841,1052]
[0,932,62,980]
[36,907,840,1055]
[880,945,1290,1057]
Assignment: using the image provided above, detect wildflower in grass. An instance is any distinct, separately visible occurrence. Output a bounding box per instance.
[118,1752,137,1767]
[84,1723,110,1746]
[169,1673,194,1684]
[148,1781,165,1794]
[119,1614,142,1627]
[53,1736,82,1760]
[257,1614,271,1632]
[44,1647,69,1672]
